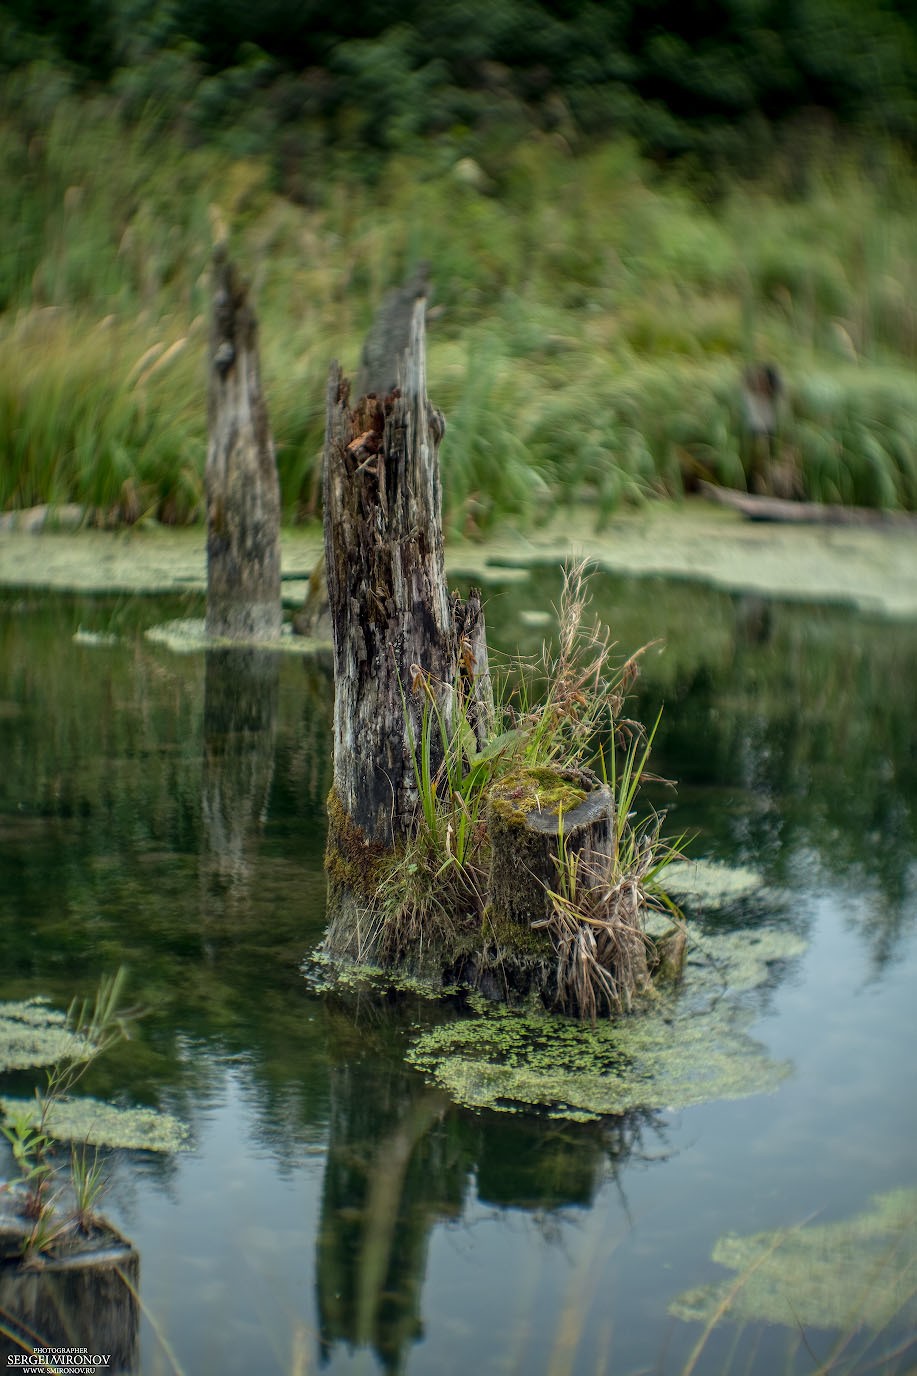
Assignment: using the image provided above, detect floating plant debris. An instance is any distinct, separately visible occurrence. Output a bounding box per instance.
[145,617,327,654]
[664,858,767,910]
[72,627,119,647]
[670,1187,917,1332]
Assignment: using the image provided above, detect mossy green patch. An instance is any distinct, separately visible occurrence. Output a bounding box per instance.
[448,505,917,622]
[0,1094,191,1153]
[670,1188,917,1332]
[482,905,554,958]
[324,787,396,900]
[408,922,805,1120]
[0,998,91,1072]
[489,767,589,824]
[2,510,917,620]
[304,951,434,998]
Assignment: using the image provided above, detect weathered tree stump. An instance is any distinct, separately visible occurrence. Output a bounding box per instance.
[292,265,430,640]
[324,291,453,848]
[355,264,431,399]
[0,1196,138,1372]
[206,245,282,640]
[321,279,492,960]
[318,277,667,1014]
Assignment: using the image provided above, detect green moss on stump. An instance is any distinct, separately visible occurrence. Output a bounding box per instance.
[487,766,612,935]
[488,766,589,825]
[482,905,554,958]
[324,787,395,899]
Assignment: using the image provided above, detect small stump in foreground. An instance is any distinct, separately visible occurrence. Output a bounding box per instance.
[487,767,614,932]
[0,1192,138,1371]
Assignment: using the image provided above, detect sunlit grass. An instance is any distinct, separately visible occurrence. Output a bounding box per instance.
[1,77,915,526]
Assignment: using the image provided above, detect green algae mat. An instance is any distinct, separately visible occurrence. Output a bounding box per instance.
[671,1187,917,1333]
[0,997,190,1151]
[2,503,916,617]
[406,918,806,1121]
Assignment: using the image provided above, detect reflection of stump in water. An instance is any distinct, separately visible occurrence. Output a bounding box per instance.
[201,649,279,915]
[0,1220,139,1373]
[287,659,335,814]
[315,1004,665,1373]
[317,1049,458,1374]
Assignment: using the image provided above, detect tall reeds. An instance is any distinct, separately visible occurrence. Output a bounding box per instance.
[1,74,914,525]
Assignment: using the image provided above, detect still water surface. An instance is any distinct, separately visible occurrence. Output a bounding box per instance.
[0,569,915,1375]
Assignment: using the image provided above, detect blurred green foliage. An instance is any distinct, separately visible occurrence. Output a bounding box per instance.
[0,3,914,524]
[1,0,915,165]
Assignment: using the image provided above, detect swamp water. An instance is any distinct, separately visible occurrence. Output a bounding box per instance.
[0,569,914,1376]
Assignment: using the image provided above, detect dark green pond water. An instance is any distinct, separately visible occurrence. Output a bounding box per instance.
[1,570,915,1376]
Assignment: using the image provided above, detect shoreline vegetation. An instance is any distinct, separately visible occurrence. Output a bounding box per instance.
[1,27,915,533]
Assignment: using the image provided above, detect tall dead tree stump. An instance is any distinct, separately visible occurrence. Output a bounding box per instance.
[206,245,282,640]
[324,290,453,849]
[318,280,669,1015]
[322,281,491,955]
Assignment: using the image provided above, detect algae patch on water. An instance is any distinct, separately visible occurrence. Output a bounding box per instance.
[0,998,90,1072]
[145,617,328,655]
[671,1188,917,1332]
[664,858,767,910]
[0,1093,191,1152]
[1,997,191,1150]
[408,923,805,1120]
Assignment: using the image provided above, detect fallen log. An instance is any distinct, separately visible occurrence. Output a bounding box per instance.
[699,481,917,530]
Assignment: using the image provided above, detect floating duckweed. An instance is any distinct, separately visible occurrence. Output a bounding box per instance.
[0,1094,191,1152]
[303,954,448,1001]
[145,618,327,655]
[410,1004,789,1119]
[0,998,91,1072]
[664,858,767,909]
[72,628,119,647]
[670,1188,917,1331]
[408,924,805,1119]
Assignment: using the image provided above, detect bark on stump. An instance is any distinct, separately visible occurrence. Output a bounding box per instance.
[206,245,282,640]
[322,282,491,961]
[293,264,430,640]
[0,1200,138,1372]
[324,293,452,849]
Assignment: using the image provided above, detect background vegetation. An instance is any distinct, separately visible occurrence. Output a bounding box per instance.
[0,0,915,528]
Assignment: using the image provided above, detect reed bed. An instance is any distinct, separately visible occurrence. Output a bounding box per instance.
[1,77,915,527]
